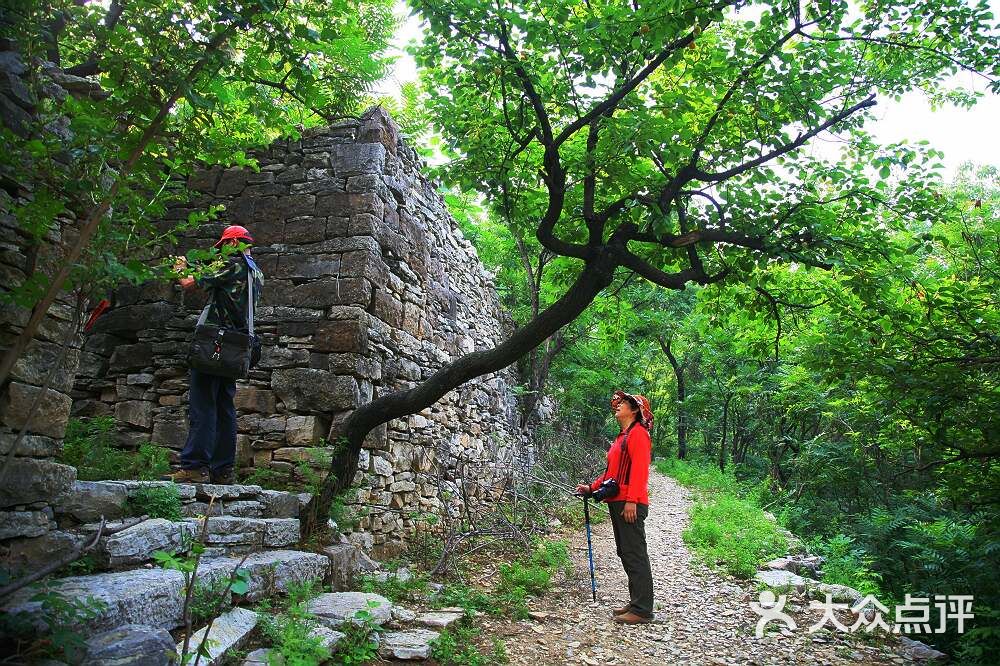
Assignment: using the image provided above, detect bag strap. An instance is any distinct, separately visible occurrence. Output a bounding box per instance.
[244,255,255,336]
[194,256,258,333]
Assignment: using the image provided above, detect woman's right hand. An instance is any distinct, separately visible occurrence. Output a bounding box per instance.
[575,483,591,495]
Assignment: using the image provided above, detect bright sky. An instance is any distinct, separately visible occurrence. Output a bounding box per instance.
[379,3,999,179]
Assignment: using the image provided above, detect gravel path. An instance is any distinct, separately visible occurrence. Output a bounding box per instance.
[481,469,917,666]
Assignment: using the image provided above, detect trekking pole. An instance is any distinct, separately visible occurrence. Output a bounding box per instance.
[579,493,597,602]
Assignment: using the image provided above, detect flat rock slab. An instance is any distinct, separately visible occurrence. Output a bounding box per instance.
[308,592,393,628]
[811,582,862,604]
[754,569,811,592]
[178,607,258,665]
[101,518,191,567]
[81,623,176,666]
[415,611,463,628]
[311,625,345,650]
[117,481,197,500]
[55,480,128,523]
[378,629,439,660]
[196,483,264,500]
[2,550,328,632]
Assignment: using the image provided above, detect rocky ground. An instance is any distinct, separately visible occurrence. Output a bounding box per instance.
[474,470,934,666]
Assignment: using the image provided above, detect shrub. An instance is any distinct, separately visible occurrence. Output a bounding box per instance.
[331,603,382,665]
[814,534,883,597]
[431,620,509,666]
[683,494,787,578]
[126,484,183,521]
[432,583,494,614]
[60,417,170,481]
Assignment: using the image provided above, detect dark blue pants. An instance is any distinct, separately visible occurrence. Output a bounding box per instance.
[180,369,237,474]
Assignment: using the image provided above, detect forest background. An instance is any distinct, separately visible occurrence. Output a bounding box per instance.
[1,0,998,662]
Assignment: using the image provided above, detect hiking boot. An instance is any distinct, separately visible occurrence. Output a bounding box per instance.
[613,605,631,616]
[162,467,208,483]
[613,611,653,625]
[210,468,236,485]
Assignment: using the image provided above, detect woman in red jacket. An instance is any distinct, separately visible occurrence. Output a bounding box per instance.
[576,389,655,624]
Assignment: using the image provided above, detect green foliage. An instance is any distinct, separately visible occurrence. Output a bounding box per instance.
[662,459,787,578]
[258,581,330,666]
[331,602,383,665]
[684,494,788,579]
[126,484,183,521]
[357,572,429,603]
[813,534,882,597]
[432,583,495,614]
[60,417,170,481]
[190,578,235,628]
[430,618,510,666]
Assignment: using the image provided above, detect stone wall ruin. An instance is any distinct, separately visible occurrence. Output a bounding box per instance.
[69,108,526,552]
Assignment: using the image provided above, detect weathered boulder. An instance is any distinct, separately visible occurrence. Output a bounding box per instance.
[811,583,863,604]
[898,636,947,662]
[263,518,300,547]
[3,530,86,576]
[55,480,128,523]
[0,458,76,507]
[178,607,258,666]
[378,629,439,660]
[308,592,393,628]
[81,624,176,666]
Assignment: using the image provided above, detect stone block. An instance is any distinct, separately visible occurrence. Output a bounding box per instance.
[115,400,154,429]
[152,418,188,449]
[95,303,173,333]
[101,518,191,567]
[109,343,153,372]
[82,624,176,666]
[271,369,359,413]
[276,194,316,218]
[216,168,248,196]
[415,611,463,629]
[0,381,73,439]
[189,167,222,192]
[379,629,439,660]
[315,191,384,217]
[178,607,258,666]
[0,510,49,539]
[185,516,263,545]
[55,480,129,523]
[313,319,368,354]
[0,458,76,507]
[285,415,327,446]
[329,143,386,174]
[259,490,299,519]
[4,530,86,576]
[308,592,392,628]
[10,339,80,393]
[754,569,810,592]
[0,432,62,457]
[181,500,262,518]
[272,255,341,280]
[195,483,263,500]
[283,217,326,243]
[262,518,300,547]
[322,543,359,592]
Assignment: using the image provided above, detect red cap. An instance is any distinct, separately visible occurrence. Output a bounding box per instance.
[214,225,254,248]
[611,389,654,431]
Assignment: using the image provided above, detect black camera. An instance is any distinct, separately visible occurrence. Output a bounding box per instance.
[590,477,620,502]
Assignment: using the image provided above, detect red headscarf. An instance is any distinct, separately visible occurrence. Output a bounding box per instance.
[611,389,653,431]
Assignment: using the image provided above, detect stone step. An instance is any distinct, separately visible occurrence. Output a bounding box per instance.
[52,480,309,525]
[62,515,302,570]
[178,607,259,666]
[2,549,329,633]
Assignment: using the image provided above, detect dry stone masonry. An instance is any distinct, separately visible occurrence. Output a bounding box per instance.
[70,107,526,552]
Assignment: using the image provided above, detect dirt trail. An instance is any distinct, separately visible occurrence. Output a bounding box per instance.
[479,469,917,666]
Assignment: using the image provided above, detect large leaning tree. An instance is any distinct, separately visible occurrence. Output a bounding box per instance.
[303,0,999,534]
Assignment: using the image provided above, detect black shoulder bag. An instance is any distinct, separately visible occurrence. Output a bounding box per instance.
[187,260,260,379]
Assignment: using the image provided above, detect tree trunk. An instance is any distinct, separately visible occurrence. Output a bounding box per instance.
[658,336,687,460]
[302,252,618,537]
[718,394,731,472]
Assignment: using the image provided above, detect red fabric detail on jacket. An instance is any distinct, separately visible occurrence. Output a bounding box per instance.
[590,423,651,505]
